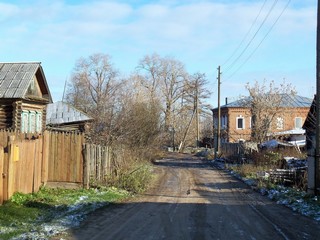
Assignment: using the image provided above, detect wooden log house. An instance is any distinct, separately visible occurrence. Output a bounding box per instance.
[0,62,52,133]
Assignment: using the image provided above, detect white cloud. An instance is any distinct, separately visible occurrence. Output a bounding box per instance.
[0,0,316,102]
[0,3,19,21]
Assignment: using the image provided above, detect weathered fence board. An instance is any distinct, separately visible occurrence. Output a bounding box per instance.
[0,145,4,204]
[45,131,85,184]
[0,129,113,204]
[0,132,43,202]
[83,144,111,186]
[220,142,240,160]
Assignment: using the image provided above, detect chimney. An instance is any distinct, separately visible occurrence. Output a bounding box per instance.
[225,97,228,105]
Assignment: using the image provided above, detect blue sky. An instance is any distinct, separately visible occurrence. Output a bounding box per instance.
[0,0,317,106]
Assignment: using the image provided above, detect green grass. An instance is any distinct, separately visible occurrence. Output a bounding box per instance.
[0,160,154,239]
[0,187,130,240]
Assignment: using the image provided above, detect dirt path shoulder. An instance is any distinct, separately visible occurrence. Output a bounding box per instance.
[53,153,320,240]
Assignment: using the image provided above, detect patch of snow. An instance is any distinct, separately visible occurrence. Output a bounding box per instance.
[214,161,320,222]
[11,192,112,240]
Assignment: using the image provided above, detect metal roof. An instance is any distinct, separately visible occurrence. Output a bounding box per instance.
[213,94,313,110]
[0,62,41,98]
[46,101,93,125]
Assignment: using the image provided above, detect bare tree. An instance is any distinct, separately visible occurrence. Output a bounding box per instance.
[109,76,162,148]
[136,53,162,104]
[181,72,212,148]
[65,53,121,144]
[137,54,188,131]
[245,80,296,143]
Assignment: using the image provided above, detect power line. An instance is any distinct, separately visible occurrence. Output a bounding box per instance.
[223,0,279,75]
[222,0,268,67]
[225,0,291,80]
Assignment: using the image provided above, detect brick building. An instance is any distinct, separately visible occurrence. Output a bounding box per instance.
[212,94,313,143]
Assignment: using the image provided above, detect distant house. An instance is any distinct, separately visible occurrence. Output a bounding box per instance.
[46,101,93,132]
[212,94,313,143]
[0,62,52,133]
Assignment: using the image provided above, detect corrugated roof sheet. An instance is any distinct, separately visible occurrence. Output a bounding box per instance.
[46,101,93,125]
[213,94,313,110]
[0,62,40,98]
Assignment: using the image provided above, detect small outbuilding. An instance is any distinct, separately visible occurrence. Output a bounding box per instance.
[46,101,93,132]
[0,62,52,133]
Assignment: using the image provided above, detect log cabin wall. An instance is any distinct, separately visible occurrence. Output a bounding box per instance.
[0,99,47,133]
[0,99,15,129]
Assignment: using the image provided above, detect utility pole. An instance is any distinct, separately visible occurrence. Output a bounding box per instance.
[196,79,200,148]
[215,66,221,159]
[315,0,320,196]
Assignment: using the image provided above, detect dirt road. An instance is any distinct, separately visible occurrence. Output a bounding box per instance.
[63,153,320,240]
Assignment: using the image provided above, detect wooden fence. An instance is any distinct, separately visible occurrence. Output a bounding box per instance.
[0,130,43,204]
[43,131,85,187]
[83,144,112,188]
[0,130,113,205]
[220,142,241,161]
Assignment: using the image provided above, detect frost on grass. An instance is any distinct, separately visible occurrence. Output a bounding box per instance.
[267,187,320,221]
[213,160,320,222]
[11,188,128,240]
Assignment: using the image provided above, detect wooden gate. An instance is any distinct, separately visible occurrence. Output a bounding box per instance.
[43,131,85,188]
[0,133,43,204]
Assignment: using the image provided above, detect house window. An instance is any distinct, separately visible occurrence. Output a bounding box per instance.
[213,116,218,128]
[36,112,42,132]
[276,117,284,129]
[295,117,302,129]
[236,115,245,129]
[221,115,228,129]
[21,110,42,133]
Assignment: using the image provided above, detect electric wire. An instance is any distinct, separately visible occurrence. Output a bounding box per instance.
[222,0,268,67]
[225,0,291,80]
[223,0,279,75]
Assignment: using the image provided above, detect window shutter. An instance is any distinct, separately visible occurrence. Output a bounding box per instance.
[21,111,29,133]
[36,112,42,133]
[29,111,36,133]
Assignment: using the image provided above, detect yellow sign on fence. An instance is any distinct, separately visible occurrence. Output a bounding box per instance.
[13,144,19,162]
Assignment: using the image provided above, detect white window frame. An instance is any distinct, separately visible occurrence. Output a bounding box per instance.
[36,112,42,133]
[236,115,245,130]
[276,117,284,130]
[21,110,29,133]
[295,117,303,129]
[21,110,42,133]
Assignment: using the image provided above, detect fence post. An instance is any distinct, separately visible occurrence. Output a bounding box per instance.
[0,145,4,205]
[41,131,49,185]
[83,144,90,189]
[7,136,15,199]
